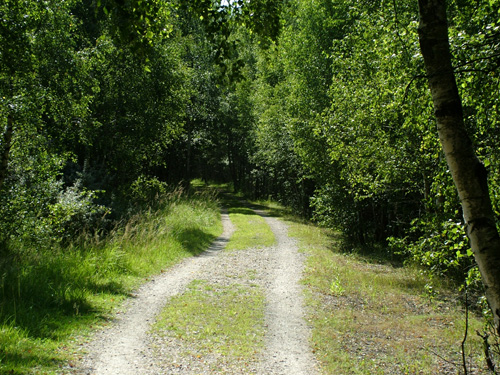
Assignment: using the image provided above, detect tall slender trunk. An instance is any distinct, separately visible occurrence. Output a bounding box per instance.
[227,133,238,190]
[418,0,500,334]
[186,129,192,183]
[0,114,14,190]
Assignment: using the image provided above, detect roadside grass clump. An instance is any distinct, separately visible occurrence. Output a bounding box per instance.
[154,279,265,362]
[225,204,275,251]
[283,219,489,374]
[0,191,222,374]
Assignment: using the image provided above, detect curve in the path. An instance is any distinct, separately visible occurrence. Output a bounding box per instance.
[78,211,234,375]
[75,206,317,375]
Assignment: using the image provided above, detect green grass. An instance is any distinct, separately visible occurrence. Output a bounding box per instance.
[154,279,265,361]
[284,219,490,374]
[243,200,492,374]
[225,204,275,251]
[0,193,222,374]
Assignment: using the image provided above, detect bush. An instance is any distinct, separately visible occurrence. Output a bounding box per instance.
[0,153,107,248]
[388,216,475,283]
[47,179,108,242]
[129,175,170,204]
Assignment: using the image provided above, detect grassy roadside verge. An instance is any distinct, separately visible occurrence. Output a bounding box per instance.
[286,218,488,374]
[247,200,489,374]
[0,192,222,374]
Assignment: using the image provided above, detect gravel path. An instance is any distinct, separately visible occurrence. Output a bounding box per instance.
[257,212,317,374]
[70,207,318,375]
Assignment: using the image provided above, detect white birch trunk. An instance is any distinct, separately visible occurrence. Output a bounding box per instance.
[418,0,500,334]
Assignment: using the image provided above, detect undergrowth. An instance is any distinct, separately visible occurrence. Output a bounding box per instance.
[0,189,222,374]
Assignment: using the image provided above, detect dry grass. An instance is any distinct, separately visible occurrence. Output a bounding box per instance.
[285,219,490,375]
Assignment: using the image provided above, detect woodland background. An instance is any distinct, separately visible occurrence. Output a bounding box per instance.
[1,0,500,335]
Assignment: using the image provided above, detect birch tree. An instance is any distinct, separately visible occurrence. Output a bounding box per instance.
[418,0,500,334]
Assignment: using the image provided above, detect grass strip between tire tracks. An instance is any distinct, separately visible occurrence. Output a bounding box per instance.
[154,280,265,360]
[151,196,271,371]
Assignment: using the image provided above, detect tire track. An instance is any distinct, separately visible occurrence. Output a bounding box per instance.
[74,211,234,375]
[256,211,318,375]
[70,206,317,374]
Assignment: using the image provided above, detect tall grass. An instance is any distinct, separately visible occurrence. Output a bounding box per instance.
[0,189,222,374]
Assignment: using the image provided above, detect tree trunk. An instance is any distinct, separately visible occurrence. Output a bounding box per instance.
[418,0,500,334]
[0,114,13,190]
[186,129,192,182]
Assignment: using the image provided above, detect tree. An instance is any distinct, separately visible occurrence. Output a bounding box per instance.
[418,0,500,334]
[0,0,44,190]
[0,0,101,245]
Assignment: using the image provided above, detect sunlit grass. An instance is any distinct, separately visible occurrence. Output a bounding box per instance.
[225,206,275,250]
[154,279,265,361]
[0,193,222,374]
[284,216,488,374]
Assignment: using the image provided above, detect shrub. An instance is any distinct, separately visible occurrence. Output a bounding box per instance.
[47,179,108,242]
[388,216,475,283]
[129,175,170,204]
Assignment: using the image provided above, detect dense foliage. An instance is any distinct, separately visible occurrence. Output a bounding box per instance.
[1,0,500,336]
[246,0,500,294]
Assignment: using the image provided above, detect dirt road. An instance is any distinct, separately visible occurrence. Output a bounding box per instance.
[72,208,318,375]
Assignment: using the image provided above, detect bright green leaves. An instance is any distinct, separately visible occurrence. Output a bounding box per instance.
[287,0,431,240]
[239,0,283,44]
[97,0,176,48]
[389,217,472,282]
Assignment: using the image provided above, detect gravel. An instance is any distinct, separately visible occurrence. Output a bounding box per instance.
[67,207,318,375]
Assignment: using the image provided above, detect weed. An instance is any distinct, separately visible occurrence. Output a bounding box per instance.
[329,276,345,296]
